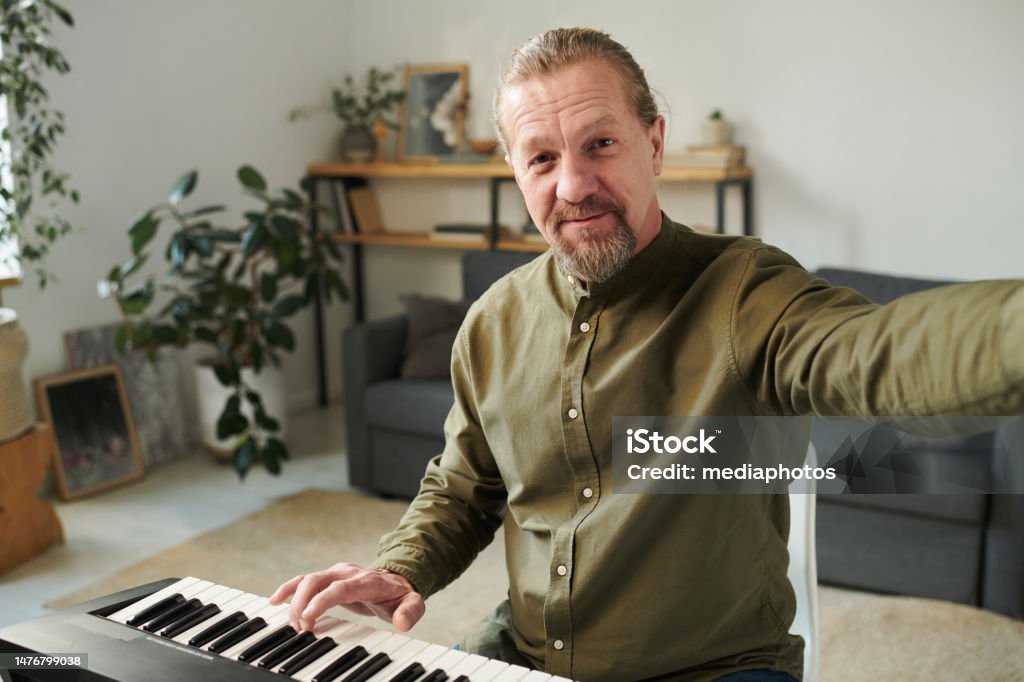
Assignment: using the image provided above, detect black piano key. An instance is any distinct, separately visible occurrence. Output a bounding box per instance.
[237,624,298,663]
[420,670,449,682]
[312,646,369,682]
[160,603,221,639]
[142,598,203,632]
[341,652,392,682]
[125,593,186,626]
[207,617,268,654]
[277,637,338,675]
[256,630,317,669]
[387,661,426,682]
[188,611,248,648]
[451,677,471,682]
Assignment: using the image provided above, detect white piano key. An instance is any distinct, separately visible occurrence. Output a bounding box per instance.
[424,648,473,674]
[115,578,216,627]
[362,638,433,682]
[218,603,296,659]
[447,652,493,678]
[470,659,514,681]
[548,677,576,682]
[520,671,555,681]
[171,591,263,644]
[292,623,381,682]
[400,642,450,674]
[276,620,362,679]
[190,583,231,603]
[105,577,202,623]
[492,664,536,682]
[319,630,405,682]
[262,617,353,672]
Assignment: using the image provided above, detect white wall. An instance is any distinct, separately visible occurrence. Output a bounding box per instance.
[7,0,1023,416]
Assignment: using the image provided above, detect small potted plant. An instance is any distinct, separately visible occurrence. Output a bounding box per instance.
[290,66,405,163]
[102,166,347,476]
[701,108,733,145]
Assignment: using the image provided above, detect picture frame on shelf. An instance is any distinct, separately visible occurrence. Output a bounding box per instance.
[34,364,144,500]
[397,63,468,162]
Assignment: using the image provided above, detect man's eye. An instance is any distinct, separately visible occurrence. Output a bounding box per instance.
[593,138,615,149]
[529,154,553,166]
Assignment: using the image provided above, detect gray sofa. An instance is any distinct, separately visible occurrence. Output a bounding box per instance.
[343,251,538,498]
[343,254,1023,618]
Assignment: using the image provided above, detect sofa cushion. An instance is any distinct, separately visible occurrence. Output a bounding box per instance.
[366,379,454,435]
[399,294,472,380]
[814,267,957,304]
[462,251,538,300]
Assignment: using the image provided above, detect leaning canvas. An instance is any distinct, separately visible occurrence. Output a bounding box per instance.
[64,322,194,467]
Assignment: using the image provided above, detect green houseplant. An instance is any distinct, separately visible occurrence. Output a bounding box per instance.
[0,0,78,288]
[103,166,347,476]
[0,0,76,442]
[289,66,404,162]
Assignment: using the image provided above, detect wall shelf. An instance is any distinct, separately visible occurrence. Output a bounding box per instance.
[304,160,752,405]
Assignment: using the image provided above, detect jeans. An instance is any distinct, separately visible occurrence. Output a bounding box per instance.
[714,671,798,681]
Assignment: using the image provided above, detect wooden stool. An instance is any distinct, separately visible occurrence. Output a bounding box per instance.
[0,424,64,573]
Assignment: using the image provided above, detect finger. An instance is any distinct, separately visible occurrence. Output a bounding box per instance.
[268,574,304,605]
[301,573,401,627]
[391,592,426,632]
[290,574,332,631]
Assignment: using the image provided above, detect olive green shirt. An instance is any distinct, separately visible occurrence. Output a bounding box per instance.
[374,216,1024,681]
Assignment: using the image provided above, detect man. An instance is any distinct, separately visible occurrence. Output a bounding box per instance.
[272,28,1024,681]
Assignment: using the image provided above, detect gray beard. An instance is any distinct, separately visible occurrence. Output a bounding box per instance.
[549,219,637,284]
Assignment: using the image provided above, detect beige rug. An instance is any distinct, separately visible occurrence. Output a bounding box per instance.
[49,489,1024,680]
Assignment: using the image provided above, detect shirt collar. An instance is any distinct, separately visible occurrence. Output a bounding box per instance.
[557,212,682,300]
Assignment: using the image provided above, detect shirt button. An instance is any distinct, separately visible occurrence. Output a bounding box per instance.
[582,487,594,499]
[553,639,565,651]
[567,408,579,419]
[556,564,568,576]
[579,322,591,333]
[566,274,574,284]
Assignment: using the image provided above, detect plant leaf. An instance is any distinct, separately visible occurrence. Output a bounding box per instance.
[169,170,198,205]
[271,295,305,319]
[234,437,256,477]
[260,273,277,302]
[265,437,289,460]
[128,212,159,255]
[241,222,268,259]
[267,321,295,350]
[237,165,267,192]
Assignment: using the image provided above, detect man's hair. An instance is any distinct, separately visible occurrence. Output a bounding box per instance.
[492,27,659,154]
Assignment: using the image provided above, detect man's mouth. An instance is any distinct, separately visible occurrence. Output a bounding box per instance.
[559,211,611,230]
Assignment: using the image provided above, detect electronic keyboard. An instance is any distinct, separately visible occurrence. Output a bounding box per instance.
[0,577,574,682]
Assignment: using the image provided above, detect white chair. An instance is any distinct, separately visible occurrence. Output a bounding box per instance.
[787,444,820,682]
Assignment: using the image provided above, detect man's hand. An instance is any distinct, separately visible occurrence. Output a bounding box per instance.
[268,563,425,633]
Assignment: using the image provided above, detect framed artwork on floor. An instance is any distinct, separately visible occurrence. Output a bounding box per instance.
[397,63,468,162]
[34,364,145,500]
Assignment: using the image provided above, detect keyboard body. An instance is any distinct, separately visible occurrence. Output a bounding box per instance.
[0,578,571,682]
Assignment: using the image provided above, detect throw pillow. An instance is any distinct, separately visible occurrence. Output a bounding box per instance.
[399,294,472,380]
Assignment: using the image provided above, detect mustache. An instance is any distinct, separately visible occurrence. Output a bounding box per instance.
[548,196,625,230]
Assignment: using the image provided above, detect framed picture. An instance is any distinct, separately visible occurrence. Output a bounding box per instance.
[34,364,145,500]
[398,63,469,161]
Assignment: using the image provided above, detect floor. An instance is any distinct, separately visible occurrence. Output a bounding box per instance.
[0,406,351,628]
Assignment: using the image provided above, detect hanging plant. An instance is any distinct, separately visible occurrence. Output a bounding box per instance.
[0,0,79,288]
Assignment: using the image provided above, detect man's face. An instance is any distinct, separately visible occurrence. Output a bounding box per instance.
[502,59,665,282]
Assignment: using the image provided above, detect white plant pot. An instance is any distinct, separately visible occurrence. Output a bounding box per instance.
[194,362,288,457]
[701,119,733,145]
[0,309,32,443]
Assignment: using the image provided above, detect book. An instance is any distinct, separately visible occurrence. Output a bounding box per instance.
[347,186,384,234]
[666,144,746,168]
[430,223,489,243]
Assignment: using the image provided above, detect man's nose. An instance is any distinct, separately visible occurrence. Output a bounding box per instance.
[555,155,599,205]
